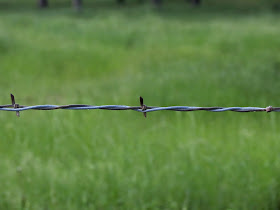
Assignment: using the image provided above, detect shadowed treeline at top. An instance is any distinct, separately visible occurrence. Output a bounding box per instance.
[0,0,279,12]
[38,0,200,10]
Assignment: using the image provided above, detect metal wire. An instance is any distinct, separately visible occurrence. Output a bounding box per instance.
[1,94,279,117]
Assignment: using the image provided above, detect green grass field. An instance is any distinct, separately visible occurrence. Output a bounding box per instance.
[0,2,280,209]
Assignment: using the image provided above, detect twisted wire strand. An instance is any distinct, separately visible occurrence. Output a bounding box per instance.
[1,95,280,117]
[1,105,279,112]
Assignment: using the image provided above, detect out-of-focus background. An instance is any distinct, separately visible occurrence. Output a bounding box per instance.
[0,0,280,209]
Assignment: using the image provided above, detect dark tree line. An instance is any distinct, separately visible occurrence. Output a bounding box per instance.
[190,0,201,6]
[38,0,201,9]
[38,0,48,7]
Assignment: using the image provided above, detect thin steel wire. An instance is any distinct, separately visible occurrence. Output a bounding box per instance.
[1,105,279,112]
[0,94,279,117]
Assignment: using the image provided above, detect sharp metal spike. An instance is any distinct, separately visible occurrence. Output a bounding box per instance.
[140,96,146,118]
[10,94,20,117]
[10,94,15,105]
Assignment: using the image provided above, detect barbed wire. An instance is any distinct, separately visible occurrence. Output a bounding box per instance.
[0,94,279,118]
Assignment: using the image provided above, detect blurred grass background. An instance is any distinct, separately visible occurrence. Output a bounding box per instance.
[0,1,280,209]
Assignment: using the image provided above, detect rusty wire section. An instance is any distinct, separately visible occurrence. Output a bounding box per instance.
[0,94,279,118]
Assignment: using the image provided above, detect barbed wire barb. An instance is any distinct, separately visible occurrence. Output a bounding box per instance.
[140,96,147,118]
[1,94,280,117]
[10,94,20,117]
